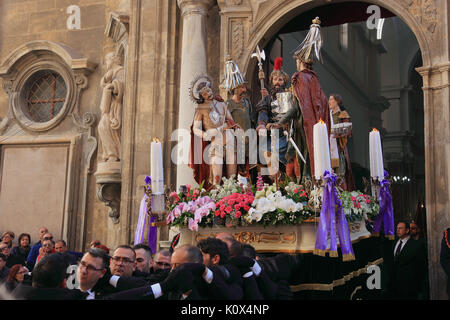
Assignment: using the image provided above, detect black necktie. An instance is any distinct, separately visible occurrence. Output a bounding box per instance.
[395,240,403,257]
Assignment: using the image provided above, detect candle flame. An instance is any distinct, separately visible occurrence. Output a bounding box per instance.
[318,119,324,124]
[372,128,378,132]
[152,137,160,143]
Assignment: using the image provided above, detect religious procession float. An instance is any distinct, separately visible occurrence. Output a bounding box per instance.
[135,17,394,298]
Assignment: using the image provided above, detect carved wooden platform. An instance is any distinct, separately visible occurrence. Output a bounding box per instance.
[177,219,371,254]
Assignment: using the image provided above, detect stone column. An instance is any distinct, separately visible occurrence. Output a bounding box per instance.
[176,0,214,188]
[417,62,450,300]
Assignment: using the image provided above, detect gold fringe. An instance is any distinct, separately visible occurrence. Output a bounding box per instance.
[313,249,326,257]
[372,232,380,237]
[290,258,384,292]
[386,235,395,240]
[342,253,356,262]
[329,250,339,258]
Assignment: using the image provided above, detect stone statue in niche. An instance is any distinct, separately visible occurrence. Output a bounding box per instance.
[98,52,124,162]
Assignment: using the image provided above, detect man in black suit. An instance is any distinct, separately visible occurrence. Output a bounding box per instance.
[12,253,87,300]
[387,221,427,300]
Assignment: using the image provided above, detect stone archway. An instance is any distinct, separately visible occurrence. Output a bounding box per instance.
[216,0,448,299]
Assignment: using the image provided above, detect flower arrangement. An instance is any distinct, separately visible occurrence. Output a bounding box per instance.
[214,192,254,227]
[246,190,310,226]
[339,190,379,222]
[209,175,248,201]
[166,195,216,231]
[165,178,380,230]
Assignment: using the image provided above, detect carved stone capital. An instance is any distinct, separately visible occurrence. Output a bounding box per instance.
[177,0,215,16]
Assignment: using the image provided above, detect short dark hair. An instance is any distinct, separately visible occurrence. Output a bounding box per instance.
[32,253,69,288]
[397,221,410,230]
[133,243,153,258]
[197,237,229,265]
[178,245,203,264]
[18,233,31,246]
[114,245,136,261]
[241,244,257,259]
[86,248,109,269]
[229,240,243,258]
[56,240,67,247]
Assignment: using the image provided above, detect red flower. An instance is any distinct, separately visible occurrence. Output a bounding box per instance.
[294,189,299,194]
[220,204,225,211]
[356,203,361,209]
[228,199,236,205]
[215,210,220,216]
[225,206,232,213]
[243,205,250,211]
[220,211,226,219]
[235,211,242,219]
[234,204,241,211]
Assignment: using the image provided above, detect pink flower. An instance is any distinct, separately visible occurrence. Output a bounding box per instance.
[188,218,198,232]
[173,207,181,218]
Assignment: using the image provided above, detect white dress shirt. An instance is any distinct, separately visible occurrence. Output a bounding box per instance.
[394,236,410,256]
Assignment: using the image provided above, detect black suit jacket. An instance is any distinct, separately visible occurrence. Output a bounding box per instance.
[13,283,88,300]
[388,237,427,299]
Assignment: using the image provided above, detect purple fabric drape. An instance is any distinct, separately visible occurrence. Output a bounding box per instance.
[134,194,148,245]
[148,215,157,255]
[372,171,395,240]
[314,170,355,261]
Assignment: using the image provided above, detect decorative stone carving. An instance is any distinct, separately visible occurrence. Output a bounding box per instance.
[97,52,124,163]
[231,20,245,61]
[95,52,125,222]
[227,0,243,5]
[406,0,438,33]
[97,183,121,224]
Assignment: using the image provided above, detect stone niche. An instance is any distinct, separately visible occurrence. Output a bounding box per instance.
[0,41,96,250]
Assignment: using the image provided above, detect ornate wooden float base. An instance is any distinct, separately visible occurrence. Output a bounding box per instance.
[174,218,371,254]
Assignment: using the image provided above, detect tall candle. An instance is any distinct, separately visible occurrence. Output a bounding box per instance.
[313,119,331,180]
[369,128,384,180]
[151,138,164,194]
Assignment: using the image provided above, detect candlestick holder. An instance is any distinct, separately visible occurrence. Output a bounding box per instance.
[370,178,381,199]
[144,184,167,226]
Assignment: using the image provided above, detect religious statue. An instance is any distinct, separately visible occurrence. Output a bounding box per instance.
[257,57,302,181]
[98,52,125,162]
[271,17,331,180]
[221,56,258,182]
[189,75,238,189]
[329,94,355,190]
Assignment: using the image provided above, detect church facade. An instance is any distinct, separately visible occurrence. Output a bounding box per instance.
[0,0,448,299]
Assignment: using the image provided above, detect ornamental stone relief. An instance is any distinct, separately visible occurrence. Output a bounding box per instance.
[227,0,243,5]
[231,20,245,61]
[405,0,438,33]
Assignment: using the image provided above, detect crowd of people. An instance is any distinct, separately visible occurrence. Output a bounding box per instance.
[0,226,299,300]
[0,222,449,300]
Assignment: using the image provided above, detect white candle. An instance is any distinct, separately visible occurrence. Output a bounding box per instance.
[313,120,332,180]
[151,138,164,194]
[369,129,384,181]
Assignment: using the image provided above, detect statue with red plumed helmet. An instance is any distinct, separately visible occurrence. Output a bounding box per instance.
[255,55,301,182]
